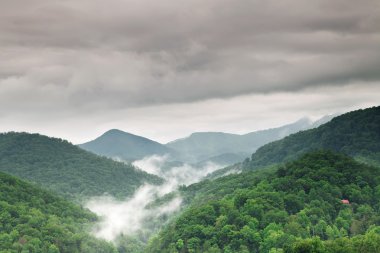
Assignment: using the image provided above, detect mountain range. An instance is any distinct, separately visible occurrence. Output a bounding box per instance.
[245,106,380,170]
[148,150,380,252]
[79,115,335,165]
[146,106,380,252]
[206,106,380,178]
[0,106,379,252]
[79,129,177,161]
[0,132,162,199]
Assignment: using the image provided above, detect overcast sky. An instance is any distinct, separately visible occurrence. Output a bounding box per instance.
[0,0,379,143]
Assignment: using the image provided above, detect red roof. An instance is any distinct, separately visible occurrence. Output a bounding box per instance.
[341,199,350,204]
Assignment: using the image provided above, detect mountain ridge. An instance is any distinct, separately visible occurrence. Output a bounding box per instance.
[165,116,330,163]
[78,115,335,165]
[147,150,380,252]
[79,129,176,161]
[245,106,380,170]
[0,132,162,199]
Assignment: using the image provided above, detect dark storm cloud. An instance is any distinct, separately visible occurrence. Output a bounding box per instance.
[0,0,379,111]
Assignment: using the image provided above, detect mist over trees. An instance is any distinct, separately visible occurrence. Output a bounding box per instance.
[0,171,117,253]
[0,106,379,253]
[0,0,379,250]
[148,151,380,253]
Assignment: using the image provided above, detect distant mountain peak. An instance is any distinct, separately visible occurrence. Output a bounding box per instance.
[102,129,140,138]
[0,132,162,199]
[189,132,237,137]
[79,129,175,161]
[104,128,125,134]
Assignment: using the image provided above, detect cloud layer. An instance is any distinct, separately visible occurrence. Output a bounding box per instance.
[0,0,379,142]
[1,0,379,106]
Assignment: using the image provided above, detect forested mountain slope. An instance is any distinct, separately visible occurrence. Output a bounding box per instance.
[79,129,176,161]
[0,132,162,199]
[0,171,117,253]
[245,106,380,170]
[147,151,380,253]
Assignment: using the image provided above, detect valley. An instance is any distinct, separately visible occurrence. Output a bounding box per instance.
[2,1,379,251]
[0,106,379,252]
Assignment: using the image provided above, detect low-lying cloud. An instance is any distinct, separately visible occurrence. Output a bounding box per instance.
[85,184,182,241]
[85,155,222,242]
[133,155,221,185]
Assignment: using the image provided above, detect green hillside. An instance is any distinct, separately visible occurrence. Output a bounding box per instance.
[79,129,176,161]
[0,132,162,199]
[246,106,380,170]
[147,151,380,252]
[0,170,117,253]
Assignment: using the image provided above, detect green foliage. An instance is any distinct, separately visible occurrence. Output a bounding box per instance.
[286,226,380,253]
[116,235,146,253]
[0,132,163,199]
[246,106,380,170]
[147,151,380,252]
[0,171,117,253]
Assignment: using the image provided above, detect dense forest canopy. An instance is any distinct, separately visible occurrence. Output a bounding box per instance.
[0,0,379,249]
[0,132,162,200]
[245,106,380,170]
[0,170,117,253]
[0,106,379,253]
[148,151,380,252]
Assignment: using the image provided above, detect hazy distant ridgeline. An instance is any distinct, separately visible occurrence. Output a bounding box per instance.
[78,115,334,166]
[0,132,163,199]
[79,129,177,161]
[245,106,380,170]
[0,106,378,253]
[166,117,316,163]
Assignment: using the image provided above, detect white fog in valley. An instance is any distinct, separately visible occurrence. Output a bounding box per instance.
[85,155,222,241]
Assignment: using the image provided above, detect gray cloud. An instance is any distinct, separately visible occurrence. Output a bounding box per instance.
[0,0,379,142]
